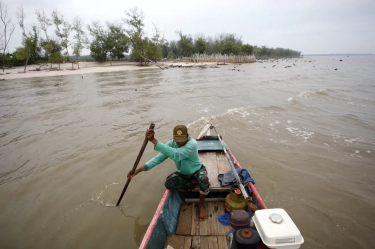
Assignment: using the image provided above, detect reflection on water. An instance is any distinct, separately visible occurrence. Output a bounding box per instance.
[0,56,375,248]
[120,208,149,247]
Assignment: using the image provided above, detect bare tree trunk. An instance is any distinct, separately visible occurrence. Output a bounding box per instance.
[23,56,29,73]
[1,2,16,72]
[2,50,4,72]
[78,62,80,69]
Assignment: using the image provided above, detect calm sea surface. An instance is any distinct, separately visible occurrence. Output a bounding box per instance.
[0,55,374,249]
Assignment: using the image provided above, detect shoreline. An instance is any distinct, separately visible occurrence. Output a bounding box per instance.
[0,61,218,80]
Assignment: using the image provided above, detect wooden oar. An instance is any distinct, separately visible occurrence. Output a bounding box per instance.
[116,123,155,206]
[211,125,257,214]
[196,124,211,140]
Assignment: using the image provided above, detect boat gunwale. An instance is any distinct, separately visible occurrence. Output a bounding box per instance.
[228,150,268,209]
[139,189,171,249]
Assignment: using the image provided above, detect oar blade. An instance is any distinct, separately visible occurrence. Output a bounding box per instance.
[196,124,211,140]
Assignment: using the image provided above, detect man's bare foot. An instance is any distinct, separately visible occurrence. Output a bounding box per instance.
[199,204,208,220]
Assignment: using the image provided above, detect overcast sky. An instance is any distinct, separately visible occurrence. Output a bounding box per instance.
[4,0,375,55]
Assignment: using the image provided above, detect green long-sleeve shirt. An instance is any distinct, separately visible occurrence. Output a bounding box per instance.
[144,137,202,176]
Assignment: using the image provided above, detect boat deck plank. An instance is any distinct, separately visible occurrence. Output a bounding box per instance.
[216,201,231,235]
[202,152,220,188]
[165,235,228,249]
[196,152,232,192]
[176,202,230,236]
[165,235,185,249]
[192,204,199,236]
[183,236,192,248]
[216,153,231,175]
[170,150,233,248]
[175,203,193,235]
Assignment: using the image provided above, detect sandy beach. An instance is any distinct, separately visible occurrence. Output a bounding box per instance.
[0,61,217,80]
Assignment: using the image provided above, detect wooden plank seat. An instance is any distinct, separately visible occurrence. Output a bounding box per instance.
[178,152,232,193]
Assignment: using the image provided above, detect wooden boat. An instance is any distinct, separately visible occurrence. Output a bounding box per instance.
[139,125,301,249]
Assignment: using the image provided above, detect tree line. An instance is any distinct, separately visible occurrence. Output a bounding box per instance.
[0,2,301,72]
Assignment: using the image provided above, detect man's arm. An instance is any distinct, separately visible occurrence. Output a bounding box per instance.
[127,129,165,179]
[127,165,145,178]
[144,151,168,170]
[147,127,196,161]
[155,140,195,161]
[127,150,169,178]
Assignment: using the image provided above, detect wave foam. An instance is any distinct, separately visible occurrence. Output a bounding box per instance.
[286,126,314,140]
[297,88,333,99]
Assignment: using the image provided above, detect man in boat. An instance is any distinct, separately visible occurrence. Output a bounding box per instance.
[127,125,210,220]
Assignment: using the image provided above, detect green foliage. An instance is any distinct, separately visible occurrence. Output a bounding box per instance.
[241,44,253,55]
[14,37,36,61]
[28,25,43,63]
[218,34,243,55]
[14,47,27,61]
[123,7,161,64]
[176,31,193,56]
[144,38,162,61]
[129,38,162,62]
[168,41,179,57]
[107,23,129,60]
[159,31,300,59]
[0,53,12,67]
[221,40,241,55]
[194,38,207,54]
[52,11,71,56]
[123,7,147,63]
[88,21,107,61]
[167,51,176,59]
[35,9,52,41]
[161,43,170,58]
[128,34,146,62]
[42,39,62,56]
[72,16,88,59]
[90,39,108,62]
[253,46,300,58]
[49,51,64,64]
[11,6,301,62]
[88,21,129,62]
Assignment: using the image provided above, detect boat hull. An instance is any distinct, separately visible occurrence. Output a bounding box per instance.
[140,135,267,249]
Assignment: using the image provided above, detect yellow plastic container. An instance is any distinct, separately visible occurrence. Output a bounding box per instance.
[225,192,247,212]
